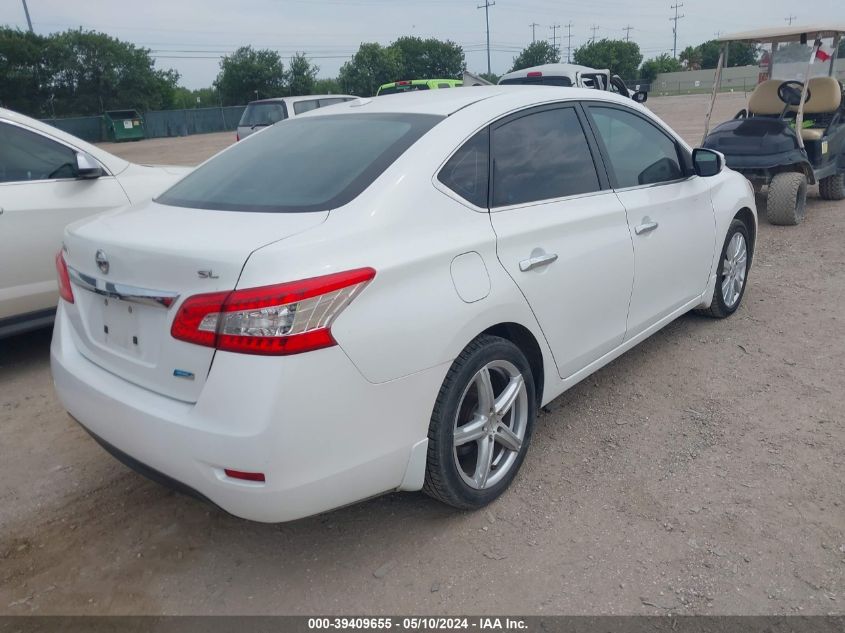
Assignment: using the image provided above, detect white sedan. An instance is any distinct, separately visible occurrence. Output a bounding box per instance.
[51,87,756,522]
[0,108,190,337]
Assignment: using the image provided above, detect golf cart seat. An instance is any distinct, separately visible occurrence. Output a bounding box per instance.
[792,76,843,141]
[747,80,786,116]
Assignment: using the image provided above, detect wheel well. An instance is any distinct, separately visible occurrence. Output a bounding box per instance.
[482,322,545,406]
[734,207,756,265]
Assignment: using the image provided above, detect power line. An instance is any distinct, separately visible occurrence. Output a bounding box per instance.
[477,0,495,75]
[784,14,797,26]
[670,2,684,58]
[590,24,599,43]
[530,22,540,43]
[549,24,561,54]
[564,22,573,62]
[623,25,633,42]
[21,0,33,33]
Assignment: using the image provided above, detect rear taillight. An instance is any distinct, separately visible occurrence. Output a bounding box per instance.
[55,250,74,304]
[236,132,240,141]
[171,268,375,355]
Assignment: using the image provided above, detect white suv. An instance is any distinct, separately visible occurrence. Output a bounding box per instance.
[236,95,356,141]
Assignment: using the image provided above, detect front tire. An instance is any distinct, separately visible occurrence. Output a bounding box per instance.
[766,172,807,225]
[423,335,536,510]
[696,219,750,319]
[819,173,845,201]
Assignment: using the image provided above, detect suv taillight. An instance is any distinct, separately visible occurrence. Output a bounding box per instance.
[55,250,74,304]
[171,268,375,355]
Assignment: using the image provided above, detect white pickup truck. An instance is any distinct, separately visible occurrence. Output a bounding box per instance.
[498,63,647,102]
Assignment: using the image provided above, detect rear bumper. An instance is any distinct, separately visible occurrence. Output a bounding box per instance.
[51,304,446,522]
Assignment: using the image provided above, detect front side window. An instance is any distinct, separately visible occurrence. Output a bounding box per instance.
[588,106,684,188]
[0,122,77,183]
[293,99,320,115]
[438,128,489,208]
[157,113,442,213]
[491,107,601,207]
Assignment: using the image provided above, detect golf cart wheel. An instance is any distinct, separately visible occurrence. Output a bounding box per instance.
[767,172,807,225]
[819,173,845,201]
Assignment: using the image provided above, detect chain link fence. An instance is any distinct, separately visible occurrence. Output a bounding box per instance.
[41,106,247,144]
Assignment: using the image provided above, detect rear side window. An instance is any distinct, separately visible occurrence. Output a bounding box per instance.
[437,83,452,89]
[438,128,489,208]
[157,113,442,213]
[319,98,348,107]
[588,106,683,188]
[491,107,600,207]
[293,99,320,115]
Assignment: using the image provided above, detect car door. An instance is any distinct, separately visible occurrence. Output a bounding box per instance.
[583,104,716,337]
[487,103,635,379]
[0,121,129,320]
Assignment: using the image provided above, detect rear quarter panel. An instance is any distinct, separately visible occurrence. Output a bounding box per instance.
[236,109,557,396]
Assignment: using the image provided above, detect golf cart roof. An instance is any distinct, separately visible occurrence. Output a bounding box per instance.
[717,24,845,44]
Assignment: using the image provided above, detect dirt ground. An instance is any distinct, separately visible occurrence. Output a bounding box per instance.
[1,93,843,616]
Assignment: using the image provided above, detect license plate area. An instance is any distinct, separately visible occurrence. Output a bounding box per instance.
[85,295,165,365]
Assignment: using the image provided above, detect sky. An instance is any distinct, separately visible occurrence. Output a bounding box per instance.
[2,0,843,88]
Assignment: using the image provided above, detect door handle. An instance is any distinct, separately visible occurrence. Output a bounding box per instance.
[519,253,558,272]
[634,220,659,235]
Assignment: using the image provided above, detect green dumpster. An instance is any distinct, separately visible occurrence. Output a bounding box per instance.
[104,110,146,142]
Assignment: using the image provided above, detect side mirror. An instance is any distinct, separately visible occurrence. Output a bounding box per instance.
[632,90,648,103]
[76,152,104,179]
[692,148,724,177]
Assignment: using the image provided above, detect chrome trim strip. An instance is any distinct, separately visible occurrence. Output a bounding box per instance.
[67,266,179,309]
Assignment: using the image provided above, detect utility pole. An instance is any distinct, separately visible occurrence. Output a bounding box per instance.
[590,24,600,43]
[478,0,495,76]
[530,22,540,43]
[21,0,33,32]
[549,24,561,55]
[564,22,574,62]
[623,25,633,42]
[670,2,684,58]
[784,14,797,26]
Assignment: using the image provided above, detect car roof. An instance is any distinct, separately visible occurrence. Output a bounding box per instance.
[0,106,129,175]
[718,24,845,43]
[301,85,636,118]
[499,64,610,81]
[248,95,355,106]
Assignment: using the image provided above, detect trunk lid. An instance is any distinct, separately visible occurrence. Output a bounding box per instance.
[63,200,328,402]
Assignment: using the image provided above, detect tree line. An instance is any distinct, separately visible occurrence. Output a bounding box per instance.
[5,26,839,119]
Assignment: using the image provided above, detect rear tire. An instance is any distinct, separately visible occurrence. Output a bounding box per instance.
[819,173,845,201]
[696,219,750,319]
[766,172,807,225]
[423,335,536,510]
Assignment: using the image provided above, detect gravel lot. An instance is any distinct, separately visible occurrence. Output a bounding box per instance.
[1,92,843,616]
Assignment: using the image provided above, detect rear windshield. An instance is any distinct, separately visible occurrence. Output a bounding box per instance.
[379,84,432,95]
[500,76,573,87]
[157,113,442,213]
[239,102,286,127]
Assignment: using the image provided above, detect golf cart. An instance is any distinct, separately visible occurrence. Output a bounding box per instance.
[702,25,845,225]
